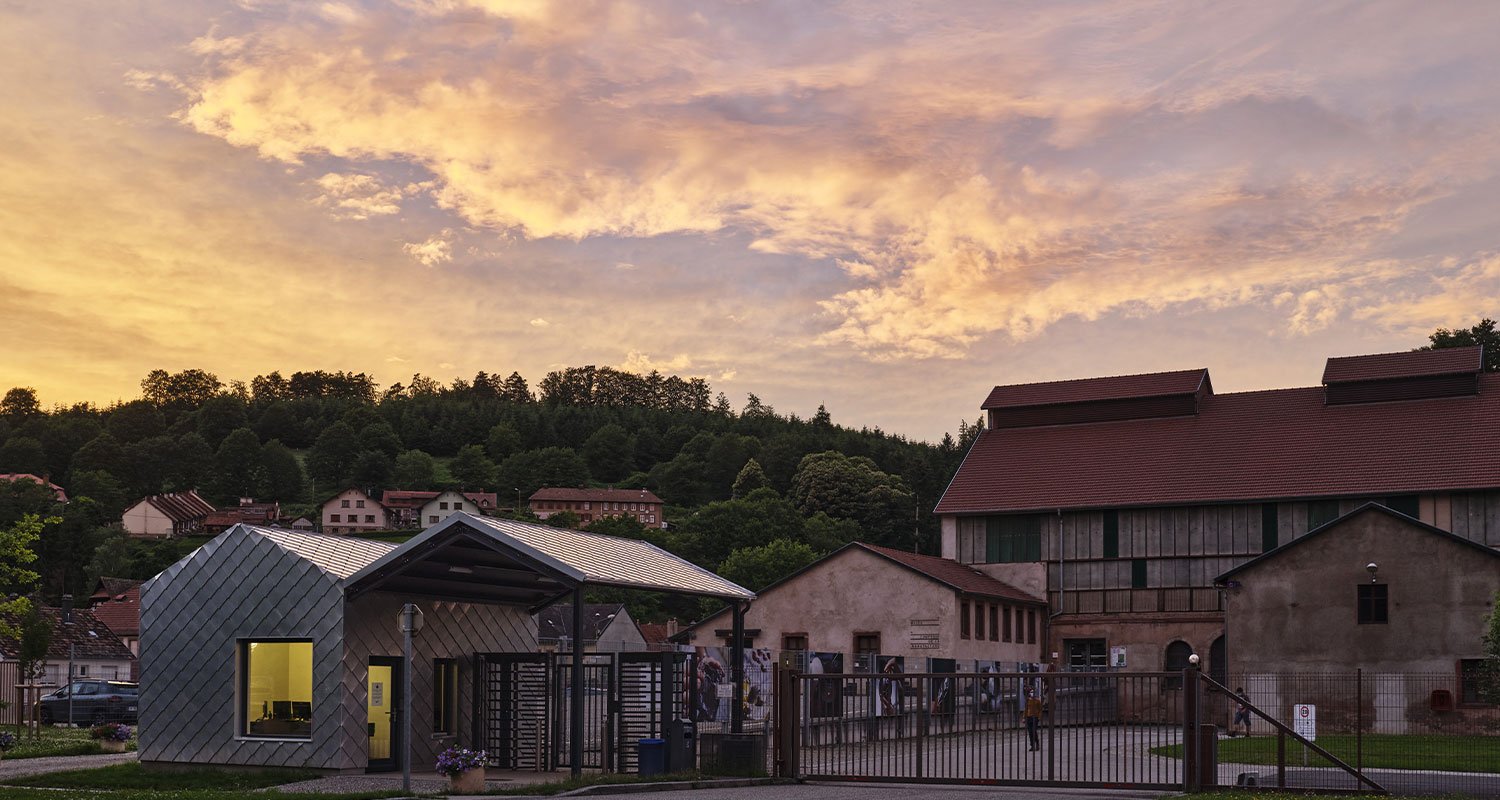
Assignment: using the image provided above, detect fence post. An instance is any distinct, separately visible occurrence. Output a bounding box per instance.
[916,672,927,779]
[1356,668,1363,775]
[1182,667,1199,793]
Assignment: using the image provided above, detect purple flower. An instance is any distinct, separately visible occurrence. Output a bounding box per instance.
[0,731,16,751]
[89,723,132,742]
[435,746,487,776]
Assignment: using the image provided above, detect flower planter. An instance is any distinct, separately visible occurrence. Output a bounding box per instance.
[448,766,485,794]
[100,739,128,753]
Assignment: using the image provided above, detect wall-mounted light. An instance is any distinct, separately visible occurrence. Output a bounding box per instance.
[1366,562,1379,583]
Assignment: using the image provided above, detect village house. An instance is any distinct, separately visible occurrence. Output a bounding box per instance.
[383,489,498,528]
[121,490,215,538]
[534,603,647,652]
[935,345,1500,682]
[202,498,282,534]
[416,490,491,528]
[0,473,68,502]
[0,600,136,687]
[677,542,1047,665]
[529,487,666,529]
[90,577,143,666]
[320,488,390,534]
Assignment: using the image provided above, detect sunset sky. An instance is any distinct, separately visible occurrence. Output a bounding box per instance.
[4,0,1498,441]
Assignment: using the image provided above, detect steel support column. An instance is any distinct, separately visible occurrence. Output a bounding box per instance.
[570,585,585,779]
[730,602,746,734]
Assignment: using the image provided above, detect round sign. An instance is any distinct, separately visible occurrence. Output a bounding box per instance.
[1299,706,1309,717]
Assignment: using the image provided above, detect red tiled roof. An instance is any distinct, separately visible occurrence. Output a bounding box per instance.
[140,490,215,522]
[982,368,1209,409]
[90,577,143,604]
[1322,346,1483,384]
[859,544,1044,604]
[637,622,671,646]
[937,373,1500,514]
[383,490,498,509]
[90,585,140,637]
[0,474,68,502]
[530,487,664,504]
[0,606,135,661]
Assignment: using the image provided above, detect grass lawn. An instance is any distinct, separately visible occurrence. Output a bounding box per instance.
[1151,733,1500,773]
[1,725,136,759]
[0,763,405,800]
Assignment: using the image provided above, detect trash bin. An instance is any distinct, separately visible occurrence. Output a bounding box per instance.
[665,718,696,772]
[638,738,666,776]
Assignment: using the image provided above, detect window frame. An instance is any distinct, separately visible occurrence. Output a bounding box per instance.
[781,633,808,652]
[433,658,458,735]
[239,638,314,741]
[988,604,999,642]
[960,601,971,640]
[1357,584,1388,625]
[853,632,881,656]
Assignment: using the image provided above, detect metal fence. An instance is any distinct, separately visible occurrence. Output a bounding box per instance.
[1214,671,1500,797]
[788,670,1186,789]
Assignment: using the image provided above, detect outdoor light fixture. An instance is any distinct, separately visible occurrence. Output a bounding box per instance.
[1366,562,1379,583]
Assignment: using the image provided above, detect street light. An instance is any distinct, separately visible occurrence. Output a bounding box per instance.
[398,605,423,793]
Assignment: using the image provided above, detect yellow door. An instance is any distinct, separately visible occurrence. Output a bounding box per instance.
[368,664,393,764]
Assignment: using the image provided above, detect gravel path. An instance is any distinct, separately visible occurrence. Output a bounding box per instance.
[0,751,138,780]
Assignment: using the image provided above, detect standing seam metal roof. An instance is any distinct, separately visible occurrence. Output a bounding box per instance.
[240,525,398,579]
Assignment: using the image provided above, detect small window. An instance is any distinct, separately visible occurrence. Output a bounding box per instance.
[1131,559,1148,589]
[989,605,999,642]
[433,659,457,734]
[429,515,439,524]
[1358,584,1388,624]
[974,604,985,641]
[356,499,365,508]
[854,632,880,655]
[782,634,808,652]
[440,501,449,510]
[341,500,350,508]
[365,515,374,523]
[1002,605,1012,642]
[1103,510,1119,558]
[1459,659,1497,706]
[330,514,340,523]
[243,640,313,739]
[960,602,970,640]
[1261,504,1279,552]
[1027,610,1037,644]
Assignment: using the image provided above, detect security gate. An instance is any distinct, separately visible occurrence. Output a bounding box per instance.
[479,652,688,773]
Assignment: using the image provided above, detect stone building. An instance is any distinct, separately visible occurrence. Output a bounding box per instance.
[936,345,1500,680]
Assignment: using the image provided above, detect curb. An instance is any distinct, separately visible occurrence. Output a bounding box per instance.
[558,777,789,796]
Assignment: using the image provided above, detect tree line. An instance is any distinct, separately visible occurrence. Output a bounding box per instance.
[0,364,983,613]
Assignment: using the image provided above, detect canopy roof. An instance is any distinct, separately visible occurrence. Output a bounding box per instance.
[345,512,753,606]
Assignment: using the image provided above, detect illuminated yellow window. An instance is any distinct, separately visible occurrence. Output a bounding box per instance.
[243,640,313,738]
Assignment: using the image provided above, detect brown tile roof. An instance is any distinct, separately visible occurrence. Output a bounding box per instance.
[382,490,498,509]
[636,622,671,646]
[859,544,1045,604]
[0,474,68,502]
[937,372,1500,515]
[140,490,215,522]
[0,606,135,661]
[982,368,1209,410]
[90,585,140,638]
[1322,346,1483,384]
[530,487,664,504]
[90,577,143,604]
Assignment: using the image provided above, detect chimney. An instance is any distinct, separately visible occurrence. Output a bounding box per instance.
[666,618,679,637]
[61,594,73,624]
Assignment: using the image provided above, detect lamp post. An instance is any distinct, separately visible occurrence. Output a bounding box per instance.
[399,605,423,793]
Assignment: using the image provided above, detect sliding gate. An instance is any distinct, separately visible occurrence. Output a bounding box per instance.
[784,670,1187,790]
[480,652,687,773]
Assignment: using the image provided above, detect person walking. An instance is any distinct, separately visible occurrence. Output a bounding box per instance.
[1232,687,1252,737]
[1023,686,1043,751]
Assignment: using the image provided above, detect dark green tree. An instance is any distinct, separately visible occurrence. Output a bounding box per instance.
[789,451,915,548]
[541,510,582,529]
[140,368,222,414]
[85,534,132,589]
[1422,318,1500,371]
[666,489,804,569]
[107,400,165,442]
[70,433,126,479]
[171,432,215,490]
[0,514,46,635]
[485,423,523,462]
[211,428,264,501]
[499,372,533,403]
[583,424,634,483]
[260,440,306,502]
[717,538,820,592]
[351,450,394,489]
[449,444,497,489]
[0,436,47,474]
[125,435,178,496]
[196,395,249,448]
[307,422,361,490]
[392,450,439,489]
[253,402,299,444]
[496,447,590,497]
[1,387,41,417]
[732,458,770,498]
[359,422,404,459]
[68,470,128,519]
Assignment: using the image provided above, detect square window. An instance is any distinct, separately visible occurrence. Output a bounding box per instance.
[854,632,881,655]
[429,515,439,524]
[356,500,365,508]
[440,502,448,510]
[330,514,340,523]
[243,640,313,739]
[782,634,808,652]
[341,500,350,508]
[1358,584,1388,624]
[433,659,458,734]
[365,515,374,523]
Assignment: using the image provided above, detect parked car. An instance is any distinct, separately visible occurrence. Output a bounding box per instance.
[35,680,139,725]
